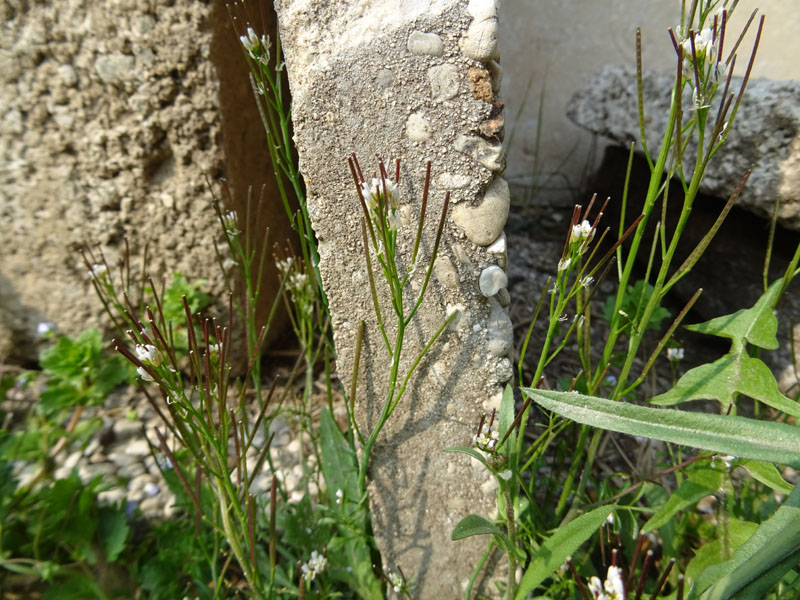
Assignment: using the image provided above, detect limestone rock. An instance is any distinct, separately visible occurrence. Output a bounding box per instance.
[568,65,800,230]
[407,31,444,56]
[479,265,507,296]
[452,177,510,245]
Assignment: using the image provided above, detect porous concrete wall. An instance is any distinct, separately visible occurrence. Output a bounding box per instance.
[0,0,288,363]
[274,0,512,595]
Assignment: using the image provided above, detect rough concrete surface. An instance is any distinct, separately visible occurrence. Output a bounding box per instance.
[567,65,800,230]
[0,0,288,364]
[275,0,511,595]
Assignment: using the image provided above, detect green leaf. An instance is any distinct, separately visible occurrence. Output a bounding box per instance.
[689,483,800,599]
[451,514,506,540]
[685,519,759,583]
[650,354,799,417]
[319,408,360,511]
[97,505,129,562]
[686,280,781,351]
[523,389,800,468]
[739,459,794,494]
[643,467,723,532]
[602,279,671,332]
[515,505,614,599]
[444,445,489,470]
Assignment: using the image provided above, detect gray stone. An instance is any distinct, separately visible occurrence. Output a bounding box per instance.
[568,65,800,229]
[407,31,444,56]
[428,63,460,101]
[479,265,507,296]
[461,0,500,61]
[486,298,513,357]
[452,177,510,245]
[94,53,135,85]
[454,134,506,172]
[406,111,431,141]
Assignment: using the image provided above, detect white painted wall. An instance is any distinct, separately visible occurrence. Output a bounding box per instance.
[500,1,800,203]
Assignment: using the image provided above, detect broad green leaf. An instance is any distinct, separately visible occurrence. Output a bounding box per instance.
[515,505,614,599]
[643,467,723,532]
[319,408,360,511]
[686,280,781,351]
[739,459,794,494]
[524,389,800,468]
[685,519,759,582]
[689,483,800,599]
[444,445,490,470]
[451,514,506,540]
[97,505,129,562]
[650,354,799,417]
[318,409,382,599]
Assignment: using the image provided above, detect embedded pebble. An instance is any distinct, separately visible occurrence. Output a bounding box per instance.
[452,177,509,245]
[462,0,500,61]
[94,53,135,85]
[434,254,459,288]
[406,111,430,141]
[486,299,513,357]
[479,265,507,297]
[435,173,472,189]
[126,438,151,456]
[407,31,444,56]
[493,358,514,383]
[428,63,460,101]
[488,60,503,94]
[454,134,505,172]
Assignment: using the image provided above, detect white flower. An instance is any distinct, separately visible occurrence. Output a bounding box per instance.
[336,488,343,505]
[570,220,594,244]
[221,210,238,233]
[361,177,399,212]
[301,550,327,582]
[240,27,259,53]
[386,208,400,231]
[604,566,625,600]
[473,423,499,452]
[135,344,163,367]
[498,469,512,481]
[207,343,221,357]
[387,570,404,593]
[88,263,108,280]
[558,257,572,272]
[136,366,154,382]
[667,347,685,361]
[580,276,594,289]
[37,322,55,335]
[588,566,625,600]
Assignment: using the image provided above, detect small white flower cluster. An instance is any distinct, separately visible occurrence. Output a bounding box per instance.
[387,570,404,593]
[473,423,499,452]
[239,27,270,64]
[666,347,685,361]
[136,343,163,366]
[588,565,625,600]
[207,342,221,357]
[301,550,327,582]
[570,220,595,245]
[88,263,108,280]
[361,177,400,231]
[221,210,238,234]
[680,20,725,86]
[336,488,343,505]
[135,343,164,382]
